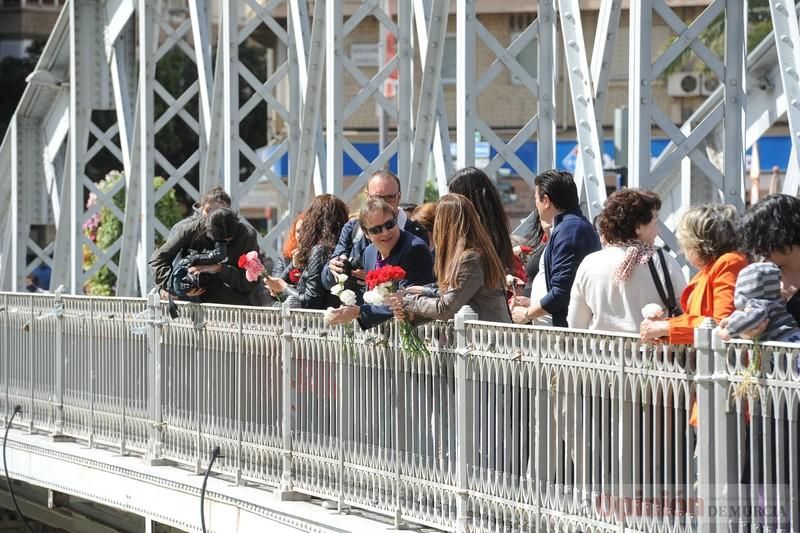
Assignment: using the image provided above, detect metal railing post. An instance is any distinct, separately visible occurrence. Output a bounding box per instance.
[236,307,243,485]
[146,293,167,465]
[2,294,7,425]
[694,318,717,533]
[711,325,736,532]
[51,288,67,440]
[454,305,478,533]
[278,301,299,499]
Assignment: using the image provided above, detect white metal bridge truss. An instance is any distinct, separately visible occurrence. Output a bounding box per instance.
[1,0,800,296]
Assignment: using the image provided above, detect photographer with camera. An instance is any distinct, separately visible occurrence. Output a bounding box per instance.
[321,170,429,299]
[149,203,261,306]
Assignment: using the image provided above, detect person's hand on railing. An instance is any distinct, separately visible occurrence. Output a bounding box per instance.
[639,317,670,341]
[717,316,768,341]
[325,305,360,325]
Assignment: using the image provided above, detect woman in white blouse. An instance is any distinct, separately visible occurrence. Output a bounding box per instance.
[567,188,687,333]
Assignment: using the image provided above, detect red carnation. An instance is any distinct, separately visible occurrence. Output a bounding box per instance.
[519,245,533,255]
[366,265,407,290]
[237,254,248,268]
[289,268,302,284]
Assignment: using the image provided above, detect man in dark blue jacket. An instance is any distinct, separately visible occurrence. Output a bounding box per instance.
[326,199,434,329]
[512,170,601,327]
[321,170,428,295]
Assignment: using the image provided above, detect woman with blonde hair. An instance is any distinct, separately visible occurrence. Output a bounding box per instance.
[389,193,510,322]
[640,204,747,345]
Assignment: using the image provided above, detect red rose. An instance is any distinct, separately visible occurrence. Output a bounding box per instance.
[237,254,247,268]
[289,268,302,284]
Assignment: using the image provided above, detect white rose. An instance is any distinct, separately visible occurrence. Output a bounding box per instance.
[642,303,665,320]
[363,289,384,305]
[337,273,349,284]
[339,289,357,306]
[330,284,344,296]
[323,307,336,324]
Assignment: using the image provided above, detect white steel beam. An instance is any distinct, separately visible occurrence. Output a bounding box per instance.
[396,0,413,189]
[770,0,800,185]
[456,0,476,169]
[413,0,454,196]
[222,0,240,203]
[590,0,622,134]
[558,0,607,217]
[538,0,557,173]
[407,0,449,205]
[68,0,97,294]
[722,0,746,209]
[325,0,344,196]
[136,0,156,293]
[189,0,213,144]
[288,0,326,215]
[628,0,653,189]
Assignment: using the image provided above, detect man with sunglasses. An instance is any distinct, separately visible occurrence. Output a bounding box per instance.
[322,170,428,295]
[326,198,434,328]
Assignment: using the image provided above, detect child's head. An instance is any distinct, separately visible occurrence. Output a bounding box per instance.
[734,262,783,310]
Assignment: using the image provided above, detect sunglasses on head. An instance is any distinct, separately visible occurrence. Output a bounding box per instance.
[366,218,398,235]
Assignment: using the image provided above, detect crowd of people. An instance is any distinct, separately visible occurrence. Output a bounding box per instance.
[149,168,800,348]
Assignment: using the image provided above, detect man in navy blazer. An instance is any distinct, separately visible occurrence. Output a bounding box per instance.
[512,169,601,327]
[326,199,434,329]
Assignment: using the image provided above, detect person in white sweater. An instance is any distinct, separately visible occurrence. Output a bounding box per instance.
[568,188,687,333]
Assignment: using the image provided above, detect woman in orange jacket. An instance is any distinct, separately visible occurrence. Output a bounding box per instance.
[639,204,747,425]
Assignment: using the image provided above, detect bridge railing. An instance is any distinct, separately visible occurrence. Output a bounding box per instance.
[1,291,797,532]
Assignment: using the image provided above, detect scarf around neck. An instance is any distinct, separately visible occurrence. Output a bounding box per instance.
[613,240,656,286]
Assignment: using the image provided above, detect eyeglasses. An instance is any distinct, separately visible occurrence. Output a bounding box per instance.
[366,218,398,235]
[369,192,400,203]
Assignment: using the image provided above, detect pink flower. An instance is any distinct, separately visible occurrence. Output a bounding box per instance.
[238,251,265,282]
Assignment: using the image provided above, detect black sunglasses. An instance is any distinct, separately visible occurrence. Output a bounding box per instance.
[366,218,398,235]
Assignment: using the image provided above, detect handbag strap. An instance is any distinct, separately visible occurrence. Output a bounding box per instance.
[647,249,678,317]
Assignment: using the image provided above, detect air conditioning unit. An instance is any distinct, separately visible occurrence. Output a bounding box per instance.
[700,74,720,95]
[667,72,701,97]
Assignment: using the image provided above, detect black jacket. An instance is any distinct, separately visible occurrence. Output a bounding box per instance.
[292,244,339,310]
[149,215,260,306]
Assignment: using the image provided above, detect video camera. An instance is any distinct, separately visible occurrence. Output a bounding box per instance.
[171,241,228,295]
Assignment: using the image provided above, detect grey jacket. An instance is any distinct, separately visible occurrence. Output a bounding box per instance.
[403,250,511,323]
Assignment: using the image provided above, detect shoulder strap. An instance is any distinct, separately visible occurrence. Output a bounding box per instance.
[647,249,679,317]
[657,249,678,315]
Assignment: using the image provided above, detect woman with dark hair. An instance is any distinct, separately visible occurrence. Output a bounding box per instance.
[411,202,437,247]
[265,195,349,309]
[568,189,686,332]
[640,204,747,345]
[737,193,800,324]
[448,167,523,281]
[388,193,510,322]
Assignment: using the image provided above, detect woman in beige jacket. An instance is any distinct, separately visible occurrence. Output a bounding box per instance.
[388,193,511,323]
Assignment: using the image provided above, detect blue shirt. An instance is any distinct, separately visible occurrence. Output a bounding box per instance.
[541,208,601,327]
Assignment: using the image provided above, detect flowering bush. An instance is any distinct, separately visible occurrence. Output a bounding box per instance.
[83,171,184,296]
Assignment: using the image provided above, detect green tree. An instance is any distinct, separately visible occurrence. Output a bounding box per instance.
[83,172,184,296]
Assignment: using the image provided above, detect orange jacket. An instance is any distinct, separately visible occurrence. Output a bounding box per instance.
[668,252,748,345]
[669,252,748,427]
